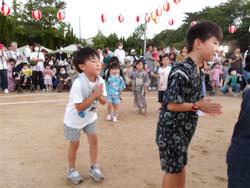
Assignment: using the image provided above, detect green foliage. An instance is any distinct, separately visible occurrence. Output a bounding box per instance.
[0,0,78,49]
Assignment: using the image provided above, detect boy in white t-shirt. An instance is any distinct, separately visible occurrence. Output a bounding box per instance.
[63,47,107,184]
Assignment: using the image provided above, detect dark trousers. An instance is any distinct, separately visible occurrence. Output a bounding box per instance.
[32,71,45,90]
[0,69,8,90]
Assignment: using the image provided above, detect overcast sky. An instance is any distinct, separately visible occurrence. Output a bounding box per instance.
[5,0,229,39]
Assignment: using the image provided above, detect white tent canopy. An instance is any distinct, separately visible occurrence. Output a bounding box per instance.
[63,44,82,54]
[18,45,55,54]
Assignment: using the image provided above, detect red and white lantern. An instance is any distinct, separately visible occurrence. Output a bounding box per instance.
[168,19,174,26]
[32,10,42,21]
[118,14,124,23]
[1,4,11,16]
[101,14,107,23]
[150,11,156,20]
[190,21,197,26]
[163,2,170,12]
[228,25,237,33]
[145,15,150,23]
[57,10,65,21]
[156,7,162,17]
[136,15,140,23]
[248,26,250,33]
[153,17,160,24]
[173,0,181,4]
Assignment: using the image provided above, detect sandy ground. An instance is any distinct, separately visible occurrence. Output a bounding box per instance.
[0,91,241,188]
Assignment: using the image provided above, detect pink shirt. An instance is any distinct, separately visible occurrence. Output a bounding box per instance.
[211,65,223,81]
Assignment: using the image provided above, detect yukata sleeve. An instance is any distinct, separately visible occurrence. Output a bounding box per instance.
[119,77,126,91]
[143,72,150,86]
[165,70,188,104]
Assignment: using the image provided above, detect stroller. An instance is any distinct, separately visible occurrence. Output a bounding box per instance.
[13,62,35,94]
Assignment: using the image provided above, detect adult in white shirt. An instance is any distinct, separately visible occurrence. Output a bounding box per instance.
[0,44,9,93]
[30,45,45,90]
[24,43,34,63]
[114,42,125,67]
[8,41,23,66]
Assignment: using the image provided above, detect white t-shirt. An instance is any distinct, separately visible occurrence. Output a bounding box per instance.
[158,65,172,91]
[64,76,107,129]
[114,49,125,65]
[24,47,32,58]
[30,52,45,71]
[0,51,8,70]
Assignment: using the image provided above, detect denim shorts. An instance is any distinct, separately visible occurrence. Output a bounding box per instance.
[107,94,121,104]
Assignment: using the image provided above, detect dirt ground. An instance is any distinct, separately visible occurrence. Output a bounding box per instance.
[0,91,241,188]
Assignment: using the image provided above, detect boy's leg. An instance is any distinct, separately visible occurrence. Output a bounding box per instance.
[87,133,98,166]
[176,167,186,188]
[162,173,177,188]
[68,141,80,169]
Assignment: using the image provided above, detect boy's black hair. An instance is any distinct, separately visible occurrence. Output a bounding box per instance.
[186,21,223,53]
[228,67,236,75]
[73,47,100,73]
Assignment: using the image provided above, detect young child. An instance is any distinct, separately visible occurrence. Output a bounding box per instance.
[21,63,32,86]
[131,59,149,115]
[57,67,71,92]
[210,62,223,91]
[63,47,107,185]
[123,61,133,91]
[221,67,241,96]
[7,58,16,92]
[105,56,126,122]
[157,54,172,106]
[43,64,53,92]
[156,21,223,188]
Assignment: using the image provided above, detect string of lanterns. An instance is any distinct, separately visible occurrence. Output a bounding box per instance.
[0,0,249,33]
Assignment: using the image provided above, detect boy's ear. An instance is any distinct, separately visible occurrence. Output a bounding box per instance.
[78,64,85,71]
[193,38,203,51]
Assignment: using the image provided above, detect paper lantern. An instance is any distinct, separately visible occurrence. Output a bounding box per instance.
[150,11,156,20]
[173,0,181,4]
[163,2,170,12]
[168,19,174,26]
[156,7,162,17]
[190,21,197,26]
[145,15,150,23]
[136,15,140,23]
[101,14,107,23]
[32,10,42,21]
[57,10,65,21]
[248,26,250,33]
[1,4,11,16]
[118,14,124,23]
[228,25,237,33]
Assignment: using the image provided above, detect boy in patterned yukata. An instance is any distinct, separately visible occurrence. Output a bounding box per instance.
[105,56,126,122]
[63,47,107,184]
[132,59,149,115]
[156,21,223,188]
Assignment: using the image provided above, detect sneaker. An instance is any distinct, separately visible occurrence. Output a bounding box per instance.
[89,165,104,182]
[106,114,112,121]
[4,89,9,94]
[67,168,83,185]
[112,116,118,123]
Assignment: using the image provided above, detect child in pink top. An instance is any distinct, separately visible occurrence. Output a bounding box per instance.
[43,64,53,92]
[210,63,223,90]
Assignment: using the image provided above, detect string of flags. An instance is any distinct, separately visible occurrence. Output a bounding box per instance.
[0,0,249,33]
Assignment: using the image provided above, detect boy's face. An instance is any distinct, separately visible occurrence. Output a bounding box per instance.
[162,57,170,66]
[79,56,101,77]
[199,37,219,61]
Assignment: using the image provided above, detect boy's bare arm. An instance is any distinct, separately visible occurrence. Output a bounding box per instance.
[98,96,107,105]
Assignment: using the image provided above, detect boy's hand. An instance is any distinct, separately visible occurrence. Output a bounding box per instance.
[197,98,223,115]
[93,84,103,98]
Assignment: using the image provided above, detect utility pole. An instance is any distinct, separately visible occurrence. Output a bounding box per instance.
[79,17,82,40]
[143,13,148,56]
